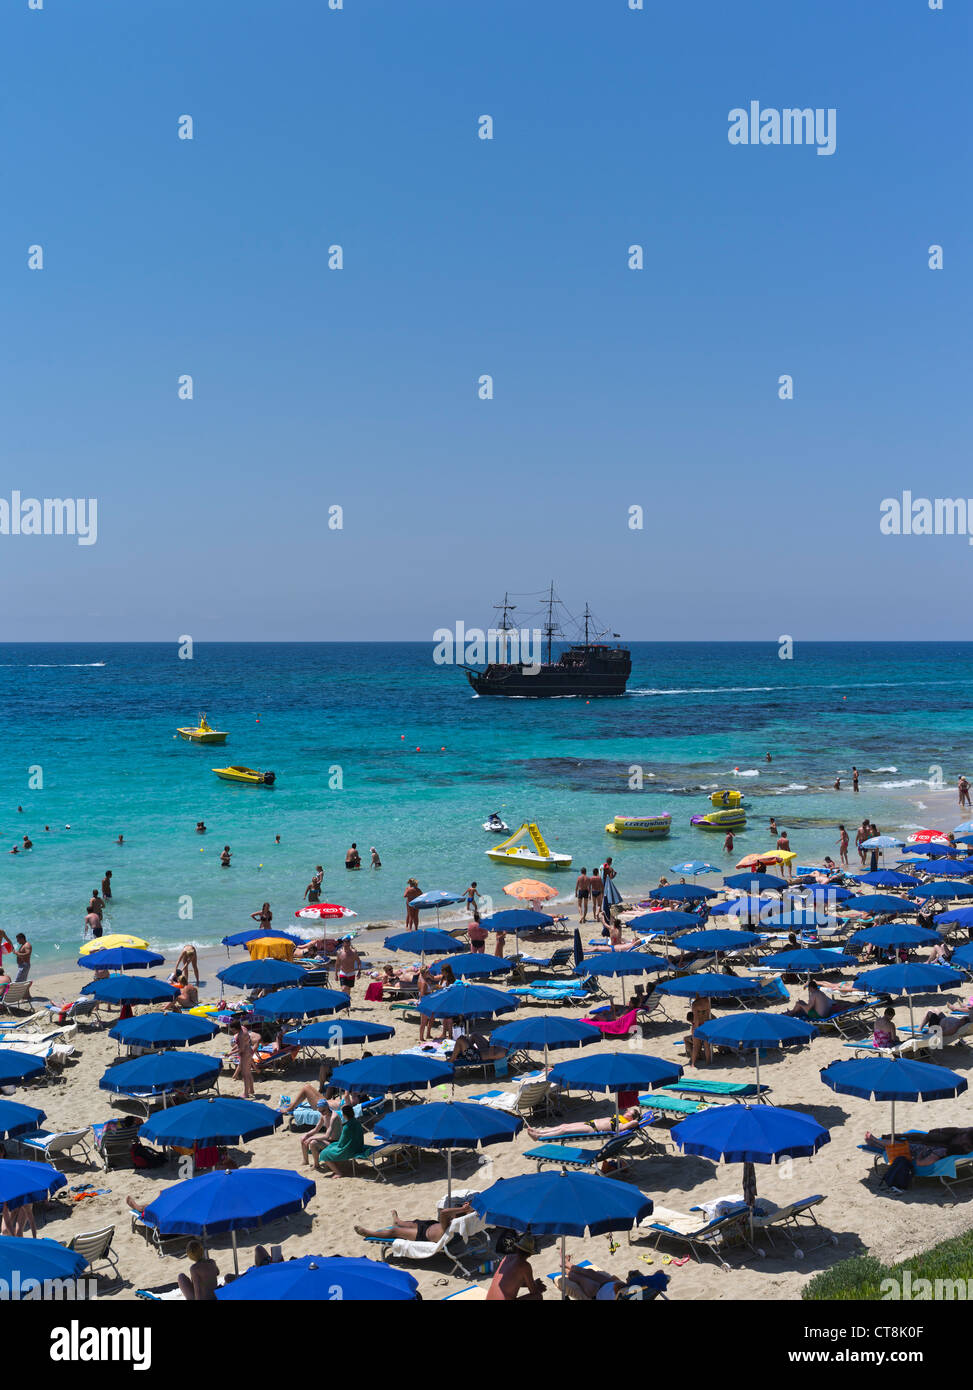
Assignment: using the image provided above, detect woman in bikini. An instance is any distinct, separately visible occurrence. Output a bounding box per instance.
[354,1201,474,1245]
[525,1108,642,1141]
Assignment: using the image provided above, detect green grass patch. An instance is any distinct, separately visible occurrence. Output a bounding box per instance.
[804,1228,973,1300]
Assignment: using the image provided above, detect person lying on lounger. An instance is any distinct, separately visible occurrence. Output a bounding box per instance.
[354,1201,474,1244]
[920,1004,973,1037]
[563,1259,634,1300]
[451,1032,508,1065]
[784,979,843,1020]
[525,1107,642,1141]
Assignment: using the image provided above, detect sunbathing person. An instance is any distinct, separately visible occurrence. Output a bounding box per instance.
[784,979,842,1020]
[252,1034,300,1071]
[163,972,198,1012]
[486,1231,544,1300]
[525,1107,642,1141]
[451,1032,508,1065]
[277,1064,334,1114]
[354,1201,473,1243]
[563,1260,631,1300]
[920,1004,973,1037]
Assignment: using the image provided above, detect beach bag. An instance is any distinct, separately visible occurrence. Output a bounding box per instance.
[882,1156,914,1190]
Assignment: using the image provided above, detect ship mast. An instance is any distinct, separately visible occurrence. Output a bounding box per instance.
[583,603,592,647]
[493,592,516,631]
[544,581,558,667]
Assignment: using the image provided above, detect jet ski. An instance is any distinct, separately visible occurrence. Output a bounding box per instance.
[483,813,510,833]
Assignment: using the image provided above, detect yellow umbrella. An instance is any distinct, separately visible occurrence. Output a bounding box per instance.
[503,878,559,901]
[246,936,296,961]
[79,933,150,954]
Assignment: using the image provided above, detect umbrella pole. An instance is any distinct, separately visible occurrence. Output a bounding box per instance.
[754,1049,761,1094]
[561,1234,566,1302]
[891,1099,896,1144]
[908,995,915,1035]
[231,1229,239,1276]
[447,1149,453,1205]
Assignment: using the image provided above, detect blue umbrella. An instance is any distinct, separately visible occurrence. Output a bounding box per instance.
[761,947,849,972]
[574,951,667,1007]
[140,1097,281,1148]
[655,972,761,1000]
[907,844,960,857]
[416,982,517,1020]
[0,1235,88,1284]
[845,894,916,916]
[854,962,963,1032]
[935,905,973,928]
[758,908,837,931]
[478,909,556,933]
[951,942,973,969]
[81,975,179,1005]
[490,1015,601,1069]
[100,1049,221,1097]
[410,890,465,927]
[330,1054,453,1099]
[216,1254,419,1301]
[651,884,717,903]
[383,928,460,957]
[723,872,788,892]
[910,882,973,901]
[907,860,973,878]
[217,959,307,989]
[954,822,973,835]
[0,1097,46,1138]
[848,922,941,951]
[548,1051,683,1095]
[141,1167,315,1273]
[0,1050,46,1086]
[671,861,720,876]
[696,1013,817,1088]
[76,947,164,971]
[250,987,351,1020]
[431,953,508,978]
[222,928,304,948]
[674,929,761,955]
[0,1160,66,1207]
[853,870,919,888]
[821,1057,966,1140]
[109,1012,218,1049]
[628,910,700,936]
[374,1101,524,1200]
[470,1170,653,1296]
[283,1019,396,1057]
[862,836,906,850]
[797,884,854,902]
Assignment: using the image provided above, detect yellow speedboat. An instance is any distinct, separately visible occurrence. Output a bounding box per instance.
[213,766,276,786]
[178,714,228,745]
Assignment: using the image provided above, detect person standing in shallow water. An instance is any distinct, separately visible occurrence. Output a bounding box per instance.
[101,869,112,900]
[220,845,232,867]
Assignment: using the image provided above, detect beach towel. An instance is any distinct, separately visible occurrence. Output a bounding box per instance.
[364,982,384,1001]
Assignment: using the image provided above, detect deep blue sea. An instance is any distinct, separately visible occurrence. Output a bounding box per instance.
[2,642,972,970]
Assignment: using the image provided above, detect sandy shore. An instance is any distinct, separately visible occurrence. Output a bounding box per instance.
[4,780,971,1302]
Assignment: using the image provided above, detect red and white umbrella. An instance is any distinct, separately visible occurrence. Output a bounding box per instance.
[906,830,950,845]
[294,904,358,920]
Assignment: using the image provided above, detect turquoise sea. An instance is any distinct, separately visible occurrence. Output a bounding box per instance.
[3,642,972,971]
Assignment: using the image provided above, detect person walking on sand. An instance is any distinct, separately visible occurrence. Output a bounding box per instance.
[229,1020,254,1099]
[404,878,421,928]
[13,934,32,982]
[465,881,480,912]
[855,820,869,866]
[575,868,590,923]
[838,824,850,867]
[335,937,362,997]
[467,911,488,954]
[959,776,971,810]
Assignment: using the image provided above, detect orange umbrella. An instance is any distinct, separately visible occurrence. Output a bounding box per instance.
[503,878,559,901]
[247,936,296,961]
[735,850,796,868]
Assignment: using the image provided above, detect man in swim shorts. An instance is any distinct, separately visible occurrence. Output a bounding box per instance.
[334,938,362,996]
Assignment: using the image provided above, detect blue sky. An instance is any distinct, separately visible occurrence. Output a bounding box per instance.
[3,0,969,640]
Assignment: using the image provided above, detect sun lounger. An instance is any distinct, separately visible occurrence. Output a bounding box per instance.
[750,1195,831,1254]
[349,1140,421,1179]
[67,1224,120,1279]
[860,1132,973,1200]
[468,1078,558,1118]
[638,1093,713,1118]
[580,1008,638,1039]
[667,1080,770,1100]
[131,1213,193,1258]
[363,1210,489,1277]
[442,1283,489,1300]
[629,1204,749,1270]
[0,981,33,1014]
[46,997,100,1030]
[548,1258,669,1300]
[524,1128,637,1173]
[11,1126,93,1168]
[811,999,880,1038]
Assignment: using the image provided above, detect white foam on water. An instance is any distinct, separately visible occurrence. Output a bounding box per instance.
[726,768,760,777]
[879,779,930,788]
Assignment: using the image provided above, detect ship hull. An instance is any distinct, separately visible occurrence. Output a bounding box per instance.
[466,665,629,697]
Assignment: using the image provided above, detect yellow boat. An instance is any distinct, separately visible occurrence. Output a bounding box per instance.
[605,814,671,839]
[710,789,743,808]
[486,822,572,870]
[691,808,746,830]
[213,766,276,786]
[178,714,228,745]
